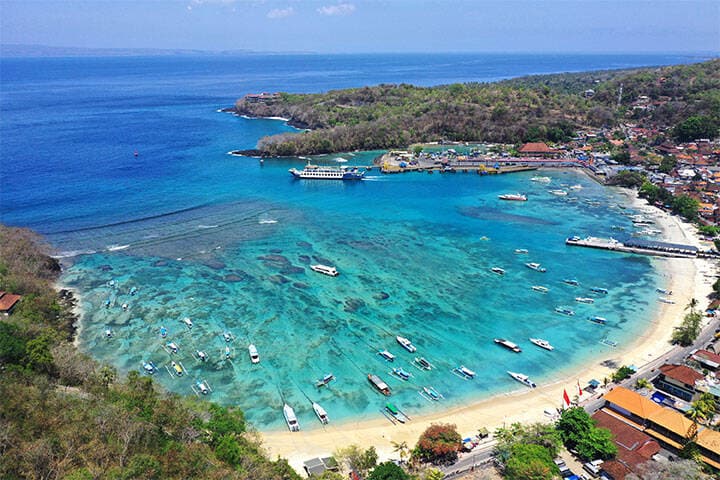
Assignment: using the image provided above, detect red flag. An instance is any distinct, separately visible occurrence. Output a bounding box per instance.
[563,388,571,407]
[577,380,583,396]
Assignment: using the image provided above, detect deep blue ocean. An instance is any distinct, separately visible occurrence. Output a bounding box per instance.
[0,53,707,430]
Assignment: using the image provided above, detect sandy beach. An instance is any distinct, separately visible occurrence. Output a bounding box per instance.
[260,188,717,472]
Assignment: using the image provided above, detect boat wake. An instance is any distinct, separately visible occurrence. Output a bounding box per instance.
[197,224,219,229]
[107,244,130,251]
[259,219,278,224]
[52,249,97,259]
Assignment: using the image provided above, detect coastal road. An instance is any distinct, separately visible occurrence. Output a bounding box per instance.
[440,439,497,478]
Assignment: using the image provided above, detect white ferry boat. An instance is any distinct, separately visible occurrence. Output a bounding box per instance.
[498,193,527,201]
[529,338,554,351]
[310,264,339,277]
[289,163,365,180]
[508,371,537,388]
[494,338,521,353]
[526,262,547,272]
[283,404,300,432]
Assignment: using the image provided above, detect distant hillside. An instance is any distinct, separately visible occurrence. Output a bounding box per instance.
[233,59,720,156]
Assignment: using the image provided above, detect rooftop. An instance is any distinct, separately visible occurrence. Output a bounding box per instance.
[659,363,704,386]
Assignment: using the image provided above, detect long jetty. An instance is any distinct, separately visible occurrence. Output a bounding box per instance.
[565,236,719,259]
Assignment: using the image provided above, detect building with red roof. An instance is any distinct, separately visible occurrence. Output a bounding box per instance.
[656,363,705,402]
[0,291,22,316]
[517,142,558,158]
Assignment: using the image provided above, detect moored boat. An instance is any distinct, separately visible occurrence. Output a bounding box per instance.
[166,342,179,353]
[248,344,260,364]
[549,189,568,196]
[590,287,609,294]
[420,386,443,401]
[498,193,527,201]
[454,365,476,379]
[171,361,184,376]
[283,404,300,432]
[514,248,529,254]
[656,288,672,295]
[313,402,329,425]
[182,317,193,329]
[494,338,521,353]
[532,285,549,293]
[378,349,396,362]
[385,403,406,423]
[658,297,675,304]
[491,267,506,275]
[508,371,537,388]
[196,350,208,362]
[289,163,365,180]
[160,326,167,338]
[531,176,551,183]
[525,262,547,272]
[310,264,339,277]
[413,357,433,370]
[142,361,158,374]
[396,336,417,353]
[391,367,412,381]
[563,279,579,286]
[368,374,391,395]
[575,297,595,304]
[316,373,335,388]
[529,338,554,351]
[588,316,607,325]
[555,306,575,316]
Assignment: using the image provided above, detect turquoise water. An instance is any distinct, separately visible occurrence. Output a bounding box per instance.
[61,164,662,430]
[1,53,689,430]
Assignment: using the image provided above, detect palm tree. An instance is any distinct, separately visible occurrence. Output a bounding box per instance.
[686,404,705,442]
[635,378,652,390]
[685,298,699,313]
[391,440,410,463]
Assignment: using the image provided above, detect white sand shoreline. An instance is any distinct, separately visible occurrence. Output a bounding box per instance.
[259,187,717,472]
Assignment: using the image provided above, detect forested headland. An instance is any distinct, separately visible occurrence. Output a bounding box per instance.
[232,59,720,156]
[0,225,300,480]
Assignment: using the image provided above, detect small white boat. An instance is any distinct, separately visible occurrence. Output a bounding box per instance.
[283,404,300,432]
[656,288,672,295]
[378,349,395,362]
[491,267,506,275]
[222,331,234,342]
[193,379,211,395]
[166,342,179,353]
[494,338,521,353]
[658,297,675,304]
[514,248,529,254]
[182,317,193,329]
[248,344,260,364]
[316,373,335,388]
[569,184,583,190]
[508,371,537,388]
[224,346,232,359]
[498,193,527,201]
[555,306,575,316]
[105,328,113,338]
[529,338,554,351]
[590,287,609,295]
[391,367,412,381]
[531,176,551,183]
[589,316,607,325]
[575,297,595,304]
[196,350,208,362]
[563,279,579,286]
[532,285,549,293]
[396,336,417,353]
[312,402,329,425]
[549,189,568,196]
[526,262,547,272]
[413,357,433,370]
[455,365,476,379]
[420,386,444,401]
[142,361,157,374]
[310,264,339,277]
[160,326,168,338]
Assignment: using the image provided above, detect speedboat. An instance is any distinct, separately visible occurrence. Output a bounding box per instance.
[105,328,113,338]
[569,184,583,190]
[310,264,339,277]
[525,262,547,272]
[508,371,537,388]
[549,189,568,196]
[491,267,506,275]
[590,287,609,294]
[575,297,595,304]
[248,344,260,364]
[378,349,395,362]
[658,297,675,304]
[312,402,329,425]
[555,306,575,316]
[532,285,549,293]
[454,365,476,379]
[283,404,300,432]
[171,361,183,376]
[166,342,179,353]
[514,248,529,254]
[391,367,411,381]
[588,316,607,325]
[413,357,433,370]
[494,338,521,353]
[142,361,157,374]
[182,317,193,329]
[196,350,208,362]
[316,373,335,388]
[498,193,527,201]
[368,374,391,395]
[529,338,554,351]
[531,176,551,183]
[563,279,579,286]
[396,336,417,353]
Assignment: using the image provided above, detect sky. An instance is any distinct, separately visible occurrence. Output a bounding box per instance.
[1,0,718,54]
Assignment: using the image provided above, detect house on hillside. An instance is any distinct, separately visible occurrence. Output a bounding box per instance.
[0,291,22,316]
[655,363,704,402]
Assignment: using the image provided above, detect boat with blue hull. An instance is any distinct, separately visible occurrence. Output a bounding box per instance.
[289,163,365,180]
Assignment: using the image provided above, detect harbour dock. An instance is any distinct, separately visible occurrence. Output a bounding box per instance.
[380,163,537,175]
[565,236,719,259]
